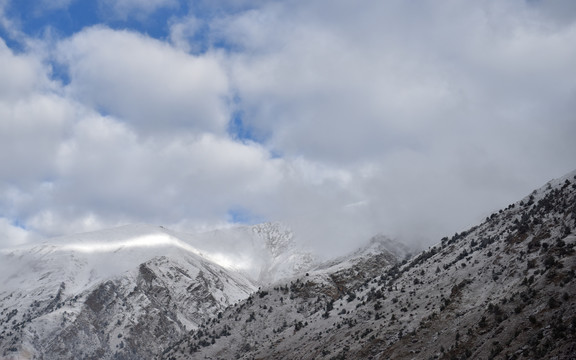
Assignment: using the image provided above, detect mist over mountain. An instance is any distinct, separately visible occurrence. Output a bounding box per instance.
[0,170,574,359]
[1,1,575,358]
[162,170,576,360]
[0,221,320,358]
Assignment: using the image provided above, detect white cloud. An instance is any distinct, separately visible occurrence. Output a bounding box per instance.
[0,39,73,187]
[208,0,576,249]
[0,218,39,247]
[26,211,109,239]
[0,0,575,257]
[0,38,50,99]
[0,94,73,183]
[57,26,230,136]
[19,113,281,236]
[168,16,202,53]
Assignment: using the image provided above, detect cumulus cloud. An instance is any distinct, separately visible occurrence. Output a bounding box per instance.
[57,26,230,136]
[0,93,73,183]
[168,16,202,53]
[10,111,283,237]
[207,0,576,251]
[0,38,49,99]
[0,39,73,224]
[220,1,576,164]
[0,0,575,257]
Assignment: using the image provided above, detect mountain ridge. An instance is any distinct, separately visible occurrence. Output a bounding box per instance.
[1,170,575,359]
[162,169,576,360]
[0,220,408,359]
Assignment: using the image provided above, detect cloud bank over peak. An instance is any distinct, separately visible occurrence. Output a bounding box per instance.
[0,0,575,257]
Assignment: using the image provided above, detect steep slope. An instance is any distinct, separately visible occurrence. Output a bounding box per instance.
[0,221,319,359]
[0,224,257,359]
[161,235,409,359]
[0,225,250,359]
[163,170,576,360]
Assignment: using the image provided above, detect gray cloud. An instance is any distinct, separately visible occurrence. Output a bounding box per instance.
[213,0,576,252]
[528,0,576,26]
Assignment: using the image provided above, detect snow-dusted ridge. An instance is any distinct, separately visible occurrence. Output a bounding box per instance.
[317,234,411,267]
[4,170,574,359]
[2,226,205,268]
[0,222,315,289]
[163,169,576,360]
[0,222,317,359]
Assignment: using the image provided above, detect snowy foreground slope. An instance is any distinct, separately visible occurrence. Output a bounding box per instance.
[0,222,317,359]
[163,170,576,360]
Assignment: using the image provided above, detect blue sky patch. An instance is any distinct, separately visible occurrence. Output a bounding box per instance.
[226,207,263,225]
[2,0,186,44]
[228,110,256,143]
[11,218,27,230]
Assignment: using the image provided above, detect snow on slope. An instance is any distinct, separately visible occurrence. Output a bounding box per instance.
[0,222,317,358]
[314,234,411,274]
[162,234,409,359]
[163,170,576,360]
[0,222,314,294]
[1,224,202,294]
[0,224,259,358]
[175,222,317,284]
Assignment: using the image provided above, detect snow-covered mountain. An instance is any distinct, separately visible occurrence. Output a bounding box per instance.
[183,222,317,284]
[163,170,576,360]
[2,170,575,359]
[0,222,317,359]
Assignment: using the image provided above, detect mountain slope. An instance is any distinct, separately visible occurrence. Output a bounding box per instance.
[0,222,316,359]
[161,235,409,359]
[163,170,576,360]
[185,222,317,284]
[0,225,257,359]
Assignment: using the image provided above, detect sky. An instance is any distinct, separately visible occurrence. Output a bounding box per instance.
[0,0,575,256]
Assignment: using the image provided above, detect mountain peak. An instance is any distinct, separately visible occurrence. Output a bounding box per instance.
[357,234,412,259]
